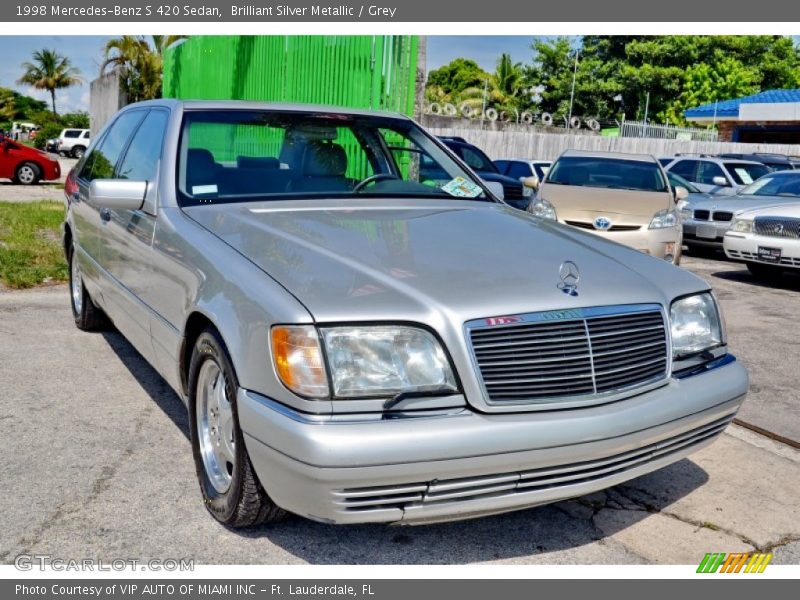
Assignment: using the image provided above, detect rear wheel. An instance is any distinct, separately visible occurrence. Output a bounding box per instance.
[69,246,108,331]
[71,145,86,159]
[14,162,41,185]
[747,261,783,280]
[188,328,285,527]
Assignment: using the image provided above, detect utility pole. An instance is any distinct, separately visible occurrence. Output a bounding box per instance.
[567,48,579,129]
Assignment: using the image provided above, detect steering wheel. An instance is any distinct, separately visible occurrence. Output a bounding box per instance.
[353,173,400,192]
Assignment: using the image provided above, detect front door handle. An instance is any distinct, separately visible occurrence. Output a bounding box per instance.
[100,208,111,222]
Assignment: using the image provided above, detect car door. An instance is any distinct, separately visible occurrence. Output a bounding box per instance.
[99,109,170,367]
[73,109,147,312]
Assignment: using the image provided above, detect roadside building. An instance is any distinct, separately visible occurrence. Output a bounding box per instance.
[685,89,800,144]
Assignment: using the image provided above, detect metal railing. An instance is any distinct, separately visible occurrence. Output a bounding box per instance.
[620,120,718,142]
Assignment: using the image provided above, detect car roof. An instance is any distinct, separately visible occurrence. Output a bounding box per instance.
[672,155,763,166]
[559,149,658,163]
[495,158,551,163]
[120,98,410,120]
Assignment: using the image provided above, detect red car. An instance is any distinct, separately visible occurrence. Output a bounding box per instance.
[0,135,61,185]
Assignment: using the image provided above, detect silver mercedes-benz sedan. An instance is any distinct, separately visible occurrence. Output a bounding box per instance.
[63,100,748,527]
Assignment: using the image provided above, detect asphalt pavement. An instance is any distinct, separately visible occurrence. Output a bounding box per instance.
[1,254,799,565]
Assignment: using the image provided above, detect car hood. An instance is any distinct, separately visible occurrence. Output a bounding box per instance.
[735,202,800,219]
[687,193,800,214]
[185,198,706,322]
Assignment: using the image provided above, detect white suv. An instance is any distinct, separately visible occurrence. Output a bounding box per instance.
[57,129,91,158]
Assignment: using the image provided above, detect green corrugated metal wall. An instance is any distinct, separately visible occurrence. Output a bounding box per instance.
[162,35,418,116]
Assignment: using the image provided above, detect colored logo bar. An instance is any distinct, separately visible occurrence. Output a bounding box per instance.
[697,552,773,573]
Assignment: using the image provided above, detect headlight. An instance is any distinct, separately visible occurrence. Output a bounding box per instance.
[730,218,754,233]
[320,326,457,398]
[529,197,557,220]
[649,208,680,229]
[522,185,533,197]
[669,293,723,358]
[271,325,329,398]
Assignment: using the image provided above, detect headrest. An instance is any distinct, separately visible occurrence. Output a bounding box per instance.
[302,141,347,177]
[187,148,217,171]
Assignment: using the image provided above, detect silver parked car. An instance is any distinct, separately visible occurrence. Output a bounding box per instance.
[680,170,800,250]
[64,100,748,527]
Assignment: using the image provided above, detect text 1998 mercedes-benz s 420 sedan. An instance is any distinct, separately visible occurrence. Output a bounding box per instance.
[63,100,748,527]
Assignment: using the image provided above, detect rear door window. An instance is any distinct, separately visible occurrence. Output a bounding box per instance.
[669,160,699,181]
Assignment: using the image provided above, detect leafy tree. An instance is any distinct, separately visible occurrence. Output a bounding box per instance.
[665,57,760,125]
[102,35,186,101]
[17,49,83,115]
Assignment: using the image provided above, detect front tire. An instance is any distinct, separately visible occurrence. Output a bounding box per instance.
[188,328,285,527]
[14,161,41,185]
[69,246,108,331]
[71,146,86,159]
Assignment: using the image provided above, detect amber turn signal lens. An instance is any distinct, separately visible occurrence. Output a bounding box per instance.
[271,325,329,398]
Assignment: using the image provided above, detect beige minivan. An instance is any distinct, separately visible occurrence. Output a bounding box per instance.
[531,150,685,263]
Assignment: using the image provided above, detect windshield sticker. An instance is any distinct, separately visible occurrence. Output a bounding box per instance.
[733,168,754,185]
[441,176,483,198]
[192,184,218,195]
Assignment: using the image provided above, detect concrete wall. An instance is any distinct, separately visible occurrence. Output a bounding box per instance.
[89,70,127,134]
[426,122,800,161]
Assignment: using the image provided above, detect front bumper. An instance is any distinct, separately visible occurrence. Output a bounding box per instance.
[239,358,747,524]
[561,223,681,261]
[724,232,800,268]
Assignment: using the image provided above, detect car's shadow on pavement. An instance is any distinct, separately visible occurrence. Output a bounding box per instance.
[101,330,190,440]
[100,328,710,564]
[712,267,800,292]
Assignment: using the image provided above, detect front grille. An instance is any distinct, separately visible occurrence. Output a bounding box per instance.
[712,211,733,222]
[693,209,710,220]
[754,216,800,239]
[565,221,641,232]
[469,307,668,404]
[502,184,524,200]
[334,416,732,513]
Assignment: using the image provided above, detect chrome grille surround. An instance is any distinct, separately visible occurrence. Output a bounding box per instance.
[465,304,670,408]
[754,216,800,239]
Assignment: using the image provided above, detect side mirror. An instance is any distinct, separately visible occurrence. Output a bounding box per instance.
[522,175,540,190]
[712,176,729,187]
[485,181,505,201]
[88,179,146,211]
[674,185,688,201]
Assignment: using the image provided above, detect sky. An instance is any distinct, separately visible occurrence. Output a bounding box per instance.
[0,36,113,114]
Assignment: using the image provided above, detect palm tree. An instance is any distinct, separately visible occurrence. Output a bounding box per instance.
[101,35,185,101]
[17,49,83,115]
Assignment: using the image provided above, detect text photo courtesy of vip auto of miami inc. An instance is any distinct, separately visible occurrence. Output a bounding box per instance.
[0,31,799,579]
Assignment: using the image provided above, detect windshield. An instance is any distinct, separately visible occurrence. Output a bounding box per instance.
[547,156,668,192]
[667,172,700,194]
[177,110,492,206]
[723,162,770,185]
[738,173,800,198]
